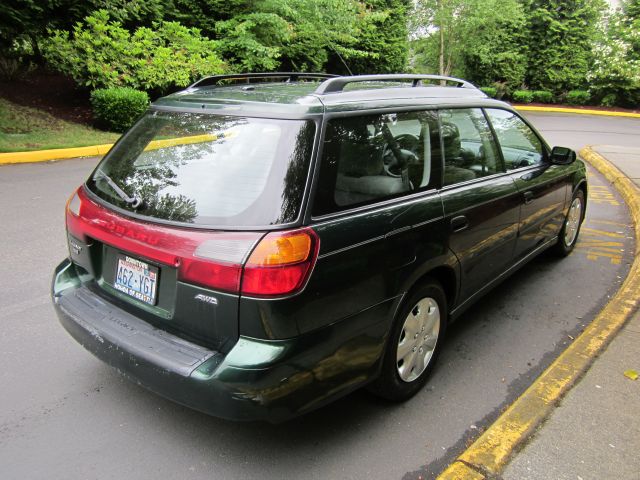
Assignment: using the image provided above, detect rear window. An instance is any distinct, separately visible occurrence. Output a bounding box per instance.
[87,111,316,227]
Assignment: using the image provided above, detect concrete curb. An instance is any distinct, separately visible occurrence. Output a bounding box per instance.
[1,107,639,166]
[0,143,114,165]
[515,106,640,118]
[437,147,640,480]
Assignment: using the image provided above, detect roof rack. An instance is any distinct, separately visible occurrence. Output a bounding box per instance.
[314,74,476,95]
[189,72,338,89]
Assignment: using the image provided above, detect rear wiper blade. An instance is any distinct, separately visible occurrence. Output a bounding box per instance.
[94,170,143,209]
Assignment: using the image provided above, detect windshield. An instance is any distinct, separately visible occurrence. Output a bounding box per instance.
[87,111,316,227]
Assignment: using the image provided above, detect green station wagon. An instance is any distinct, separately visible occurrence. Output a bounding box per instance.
[52,73,587,422]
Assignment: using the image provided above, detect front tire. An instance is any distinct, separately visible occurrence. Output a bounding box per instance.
[368,280,447,401]
[553,189,585,256]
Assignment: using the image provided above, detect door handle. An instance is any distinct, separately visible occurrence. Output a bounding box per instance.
[451,215,469,233]
[523,191,534,204]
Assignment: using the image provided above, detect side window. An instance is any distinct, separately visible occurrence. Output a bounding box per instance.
[440,108,501,187]
[312,111,440,216]
[485,109,545,170]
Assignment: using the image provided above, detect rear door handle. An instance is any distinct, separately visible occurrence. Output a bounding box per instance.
[523,191,534,204]
[451,215,469,233]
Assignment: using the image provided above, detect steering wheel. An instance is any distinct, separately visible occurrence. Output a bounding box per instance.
[383,133,420,177]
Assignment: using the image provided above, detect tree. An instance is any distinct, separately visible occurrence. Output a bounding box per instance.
[337,0,411,74]
[214,0,379,73]
[521,0,606,92]
[0,0,173,61]
[170,0,249,36]
[42,11,225,94]
[587,0,640,107]
[411,0,526,88]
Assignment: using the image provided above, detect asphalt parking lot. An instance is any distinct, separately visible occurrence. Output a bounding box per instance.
[0,113,637,480]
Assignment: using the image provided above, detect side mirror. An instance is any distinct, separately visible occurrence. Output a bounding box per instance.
[550,146,576,165]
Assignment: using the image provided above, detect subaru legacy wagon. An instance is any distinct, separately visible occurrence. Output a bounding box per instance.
[52,73,587,422]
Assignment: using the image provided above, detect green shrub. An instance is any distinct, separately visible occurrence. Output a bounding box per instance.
[480,86,498,98]
[43,10,225,93]
[512,90,534,104]
[566,90,591,106]
[90,87,149,132]
[531,90,553,103]
[600,94,618,107]
[493,81,510,100]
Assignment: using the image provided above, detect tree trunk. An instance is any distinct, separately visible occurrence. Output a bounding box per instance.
[439,27,445,76]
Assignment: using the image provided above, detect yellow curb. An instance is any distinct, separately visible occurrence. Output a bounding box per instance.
[438,461,485,480]
[0,133,224,166]
[0,143,115,165]
[436,146,640,480]
[515,105,640,118]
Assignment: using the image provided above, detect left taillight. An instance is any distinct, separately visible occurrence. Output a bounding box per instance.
[241,228,320,297]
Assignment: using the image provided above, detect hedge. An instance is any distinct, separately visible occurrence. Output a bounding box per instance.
[90,87,149,133]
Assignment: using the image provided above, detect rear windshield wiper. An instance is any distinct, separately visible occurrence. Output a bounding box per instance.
[94,170,143,209]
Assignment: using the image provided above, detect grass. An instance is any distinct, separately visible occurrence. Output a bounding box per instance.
[0,98,120,153]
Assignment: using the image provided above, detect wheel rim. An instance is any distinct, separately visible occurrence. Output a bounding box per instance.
[564,197,582,247]
[396,297,440,383]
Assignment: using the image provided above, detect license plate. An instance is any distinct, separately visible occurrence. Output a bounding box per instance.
[114,255,158,305]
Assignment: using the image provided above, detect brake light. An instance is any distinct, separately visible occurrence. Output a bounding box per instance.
[241,229,319,297]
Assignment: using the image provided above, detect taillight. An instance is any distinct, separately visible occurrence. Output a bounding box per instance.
[241,228,319,297]
[180,235,261,292]
[65,187,319,297]
[67,188,82,216]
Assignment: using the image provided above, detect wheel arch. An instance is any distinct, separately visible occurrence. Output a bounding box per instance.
[406,264,459,319]
[574,179,588,218]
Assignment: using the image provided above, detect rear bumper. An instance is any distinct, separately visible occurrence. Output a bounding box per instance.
[51,259,388,422]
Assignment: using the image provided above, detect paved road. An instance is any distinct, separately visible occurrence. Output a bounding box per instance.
[0,113,638,480]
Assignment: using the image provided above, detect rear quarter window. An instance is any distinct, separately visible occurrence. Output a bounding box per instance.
[313,111,441,216]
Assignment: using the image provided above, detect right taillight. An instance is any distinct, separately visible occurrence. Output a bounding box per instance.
[241,228,320,297]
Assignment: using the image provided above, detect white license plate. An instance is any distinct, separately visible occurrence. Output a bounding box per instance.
[114,255,158,305]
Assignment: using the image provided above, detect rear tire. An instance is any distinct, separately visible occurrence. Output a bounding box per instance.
[553,189,585,257]
[368,280,447,401]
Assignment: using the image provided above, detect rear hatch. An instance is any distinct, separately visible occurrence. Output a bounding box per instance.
[66,110,316,351]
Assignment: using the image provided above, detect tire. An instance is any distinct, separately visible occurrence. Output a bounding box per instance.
[553,189,585,257]
[368,280,447,401]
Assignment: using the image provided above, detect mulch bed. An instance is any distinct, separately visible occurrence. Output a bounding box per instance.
[0,69,94,126]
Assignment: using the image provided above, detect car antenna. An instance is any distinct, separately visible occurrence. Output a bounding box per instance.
[328,41,354,76]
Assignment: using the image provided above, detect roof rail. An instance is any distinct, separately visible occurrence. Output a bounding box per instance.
[189,72,338,89]
[314,74,476,95]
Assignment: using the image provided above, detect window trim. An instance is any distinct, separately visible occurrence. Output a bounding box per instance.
[310,186,440,223]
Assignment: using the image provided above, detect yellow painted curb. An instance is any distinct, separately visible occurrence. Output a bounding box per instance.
[0,143,115,165]
[437,461,485,480]
[0,132,223,166]
[437,146,640,479]
[515,105,640,118]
